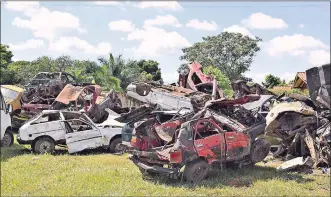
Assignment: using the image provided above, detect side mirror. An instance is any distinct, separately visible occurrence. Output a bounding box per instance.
[6,104,13,114]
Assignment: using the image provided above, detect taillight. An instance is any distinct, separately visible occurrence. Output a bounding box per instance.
[169,150,182,163]
[131,136,136,146]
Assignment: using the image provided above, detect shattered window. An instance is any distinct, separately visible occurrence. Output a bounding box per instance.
[195,120,220,140]
[34,114,49,124]
[70,119,93,132]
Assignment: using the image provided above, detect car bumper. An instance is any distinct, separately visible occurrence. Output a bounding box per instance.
[16,135,31,145]
[130,155,176,175]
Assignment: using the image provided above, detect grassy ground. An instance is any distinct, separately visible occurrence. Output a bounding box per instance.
[1,139,330,196]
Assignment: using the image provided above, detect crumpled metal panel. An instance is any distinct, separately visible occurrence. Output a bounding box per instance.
[265,101,316,134]
[54,84,100,105]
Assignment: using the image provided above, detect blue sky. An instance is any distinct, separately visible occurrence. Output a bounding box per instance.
[1,1,330,83]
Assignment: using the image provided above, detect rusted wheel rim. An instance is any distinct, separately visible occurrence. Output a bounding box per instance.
[2,133,12,147]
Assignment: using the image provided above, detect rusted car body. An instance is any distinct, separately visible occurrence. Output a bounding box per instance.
[130,108,270,183]
[51,84,101,111]
[178,62,224,98]
[22,72,77,104]
[231,80,274,99]
[128,95,270,182]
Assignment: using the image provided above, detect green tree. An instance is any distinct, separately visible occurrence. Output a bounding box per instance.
[55,55,74,72]
[6,60,31,84]
[0,44,13,68]
[0,45,17,84]
[93,64,122,92]
[137,60,162,81]
[68,60,99,83]
[263,74,282,88]
[204,65,233,98]
[180,32,262,81]
[98,53,140,89]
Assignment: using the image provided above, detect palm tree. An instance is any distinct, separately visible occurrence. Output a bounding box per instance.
[93,63,122,91]
[97,53,140,90]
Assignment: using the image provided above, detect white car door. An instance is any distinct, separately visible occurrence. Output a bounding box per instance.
[64,119,104,154]
[0,92,11,140]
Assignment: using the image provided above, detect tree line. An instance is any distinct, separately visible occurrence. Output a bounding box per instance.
[1,44,162,92]
[1,32,293,96]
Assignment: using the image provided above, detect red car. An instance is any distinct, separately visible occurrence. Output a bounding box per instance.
[129,106,270,183]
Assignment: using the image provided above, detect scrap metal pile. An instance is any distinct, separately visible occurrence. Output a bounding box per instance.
[265,63,330,171]
[16,72,126,126]
[2,60,330,183]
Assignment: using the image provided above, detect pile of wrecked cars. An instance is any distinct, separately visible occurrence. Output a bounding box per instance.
[121,95,271,183]
[265,63,331,172]
[1,61,330,184]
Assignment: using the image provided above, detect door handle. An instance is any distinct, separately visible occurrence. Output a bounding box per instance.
[67,136,72,139]
[197,144,203,147]
[227,136,234,139]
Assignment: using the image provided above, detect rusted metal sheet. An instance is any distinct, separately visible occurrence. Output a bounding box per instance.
[54,84,100,105]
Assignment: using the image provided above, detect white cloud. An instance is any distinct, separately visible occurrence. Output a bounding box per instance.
[241,13,288,29]
[5,1,86,41]
[9,39,45,50]
[144,15,182,28]
[267,34,329,56]
[49,37,111,55]
[136,1,182,11]
[298,24,305,28]
[223,25,254,38]
[186,19,218,31]
[94,1,123,5]
[127,26,190,57]
[162,72,179,83]
[245,72,270,84]
[12,57,19,62]
[291,50,306,56]
[108,20,135,32]
[281,72,296,82]
[308,50,330,66]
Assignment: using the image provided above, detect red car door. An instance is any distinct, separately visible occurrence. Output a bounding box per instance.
[224,129,251,161]
[193,119,226,164]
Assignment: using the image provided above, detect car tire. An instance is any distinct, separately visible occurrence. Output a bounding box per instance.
[33,137,55,154]
[109,137,124,154]
[1,130,14,147]
[183,159,210,184]
[250,138,271,164]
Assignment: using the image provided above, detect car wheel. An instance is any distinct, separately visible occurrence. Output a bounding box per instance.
[1,131,14,147]
[33,137,55,154]
[109,137,125,154]
[250,138,271,163]
[183,159,210,184]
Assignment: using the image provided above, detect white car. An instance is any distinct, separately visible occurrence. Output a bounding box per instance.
[17,110,124,154]
[0,90,13,147]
